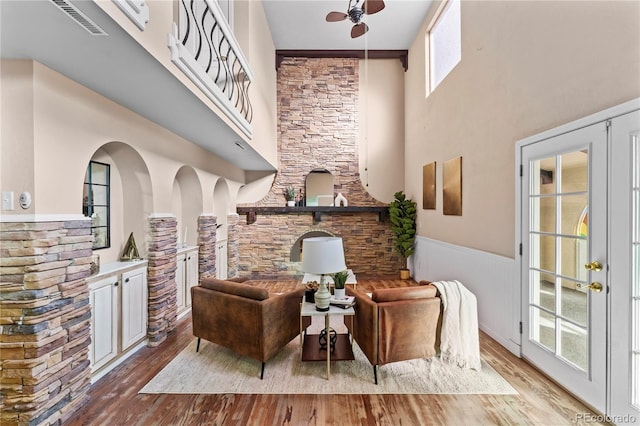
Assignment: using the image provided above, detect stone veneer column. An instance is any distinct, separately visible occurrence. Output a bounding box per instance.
[0,217,93,425]
[226,214,239,278]
[197,214,217,279]
[146,215,177,347]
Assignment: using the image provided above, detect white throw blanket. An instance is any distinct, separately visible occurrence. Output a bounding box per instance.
[432,280,482,371]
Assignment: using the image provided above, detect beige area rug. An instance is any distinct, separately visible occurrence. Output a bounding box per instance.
[140,317,517,395]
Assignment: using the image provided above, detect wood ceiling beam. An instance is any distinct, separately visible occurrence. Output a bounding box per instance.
[275,50,409,72]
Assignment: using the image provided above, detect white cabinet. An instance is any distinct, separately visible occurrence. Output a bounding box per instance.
[88,261,148,381]
[177,247,198,315]
[176,253,186,310]
[121,267,147,351]
[89,276,118,371]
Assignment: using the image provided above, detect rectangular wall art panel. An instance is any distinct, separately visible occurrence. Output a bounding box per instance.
[443,156,462,216]
[422,162,436,209]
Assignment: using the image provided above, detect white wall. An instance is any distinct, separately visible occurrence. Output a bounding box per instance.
[358,59,405,203]
[405,0,640,258]
[412,236,520,354]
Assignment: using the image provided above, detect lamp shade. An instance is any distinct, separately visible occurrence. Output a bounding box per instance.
[301,237,347,274]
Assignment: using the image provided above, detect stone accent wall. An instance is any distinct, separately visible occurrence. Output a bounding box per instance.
[238,213,400,278]
[197,215,217,279]
[250,57,383,208]
[227,214,240,278]
[237,57,398,277]
[0,219,93,425]
[146,215,177,347]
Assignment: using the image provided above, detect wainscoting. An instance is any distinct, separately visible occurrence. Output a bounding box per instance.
[411,236,520,355]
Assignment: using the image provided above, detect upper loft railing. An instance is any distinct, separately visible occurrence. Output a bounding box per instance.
[168,0,253,138]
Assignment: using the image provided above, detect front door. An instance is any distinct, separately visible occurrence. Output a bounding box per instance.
[520,122,608,413]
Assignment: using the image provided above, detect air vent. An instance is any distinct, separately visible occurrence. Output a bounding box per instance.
[49,0,108,36]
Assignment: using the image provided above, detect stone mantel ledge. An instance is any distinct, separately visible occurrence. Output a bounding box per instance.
[236,206,389,224]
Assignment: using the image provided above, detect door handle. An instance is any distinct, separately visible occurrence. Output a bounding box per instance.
[584,261,603,272]
[577,281,603,293]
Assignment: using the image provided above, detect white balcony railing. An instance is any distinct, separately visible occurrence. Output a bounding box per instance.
[168,0,253,137]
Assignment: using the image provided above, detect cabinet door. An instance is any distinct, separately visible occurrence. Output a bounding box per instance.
[90,277,118,371]
[185,250,199,307]
[176,253,186,312]
[121,267,148,351]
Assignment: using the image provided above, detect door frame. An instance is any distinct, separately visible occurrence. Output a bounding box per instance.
[515,98,640,416]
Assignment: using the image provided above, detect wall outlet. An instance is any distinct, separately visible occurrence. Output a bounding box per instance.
[2,191,14,210]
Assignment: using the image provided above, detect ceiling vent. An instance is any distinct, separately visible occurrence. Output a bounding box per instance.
[49,0,108,36]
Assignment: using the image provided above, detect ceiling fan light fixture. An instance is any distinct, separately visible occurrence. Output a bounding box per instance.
[348,7,364,24]
[326,0,384,37]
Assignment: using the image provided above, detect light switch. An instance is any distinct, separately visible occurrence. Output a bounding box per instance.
[2,191,14,210]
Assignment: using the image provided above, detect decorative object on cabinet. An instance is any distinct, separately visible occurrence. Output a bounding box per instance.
[389,191,417,280]
[120,232,142,261]
[301,237,347,311]
[422,162,436,210]
[443,156,462,216]
[90,254,100,275]
[334,192,348,207]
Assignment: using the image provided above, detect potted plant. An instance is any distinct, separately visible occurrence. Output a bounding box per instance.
[331,270,349,300]
[284,186,296,206]
[389,191,417,279]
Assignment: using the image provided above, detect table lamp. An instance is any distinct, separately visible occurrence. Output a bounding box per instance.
[301,237,347,311]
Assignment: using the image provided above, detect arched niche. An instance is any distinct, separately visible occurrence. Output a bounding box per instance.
[85,142,152,262]
[290,230,334,262]
[171,166,203,247]
[305,169,333,206]
[213,178,230,240]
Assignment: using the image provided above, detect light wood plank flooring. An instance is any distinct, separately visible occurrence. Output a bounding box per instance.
[67,279,605,425]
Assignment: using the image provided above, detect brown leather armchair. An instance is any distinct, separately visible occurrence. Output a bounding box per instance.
[191,277,309,379]
[346,284,442,384]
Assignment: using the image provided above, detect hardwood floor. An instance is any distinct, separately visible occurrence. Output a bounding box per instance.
[67,279,605,425]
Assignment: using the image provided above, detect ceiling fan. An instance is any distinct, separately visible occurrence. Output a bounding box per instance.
[325,0,386,39]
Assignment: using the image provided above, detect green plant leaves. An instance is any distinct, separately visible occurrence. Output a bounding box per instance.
[388,190,417,263]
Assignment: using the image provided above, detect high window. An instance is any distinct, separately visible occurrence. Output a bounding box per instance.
[83,161,110,249]
[427,0,461,93]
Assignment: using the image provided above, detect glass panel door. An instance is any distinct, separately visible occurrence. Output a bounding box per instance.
[521,121,608,413]
[528,151,589,370]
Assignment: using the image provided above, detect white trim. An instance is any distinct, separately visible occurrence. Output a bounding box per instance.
[147,213,177,219]
[112,0,149,31]
[0,214,90,223]
[90,339,147,384]
[517,98,640,148]
[411,236,520,356]
[514,97,640,361]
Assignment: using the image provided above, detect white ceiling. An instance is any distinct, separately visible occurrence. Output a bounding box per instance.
[0,0,433,173]
[263,0,433,50]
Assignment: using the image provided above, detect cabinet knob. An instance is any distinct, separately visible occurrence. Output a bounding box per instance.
[125,278,129,283]
[114,282,119,287]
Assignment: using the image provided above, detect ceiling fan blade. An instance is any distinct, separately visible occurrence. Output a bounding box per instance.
[363,0,385,15]
[326,11,348,22]
[351,22,369,38]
